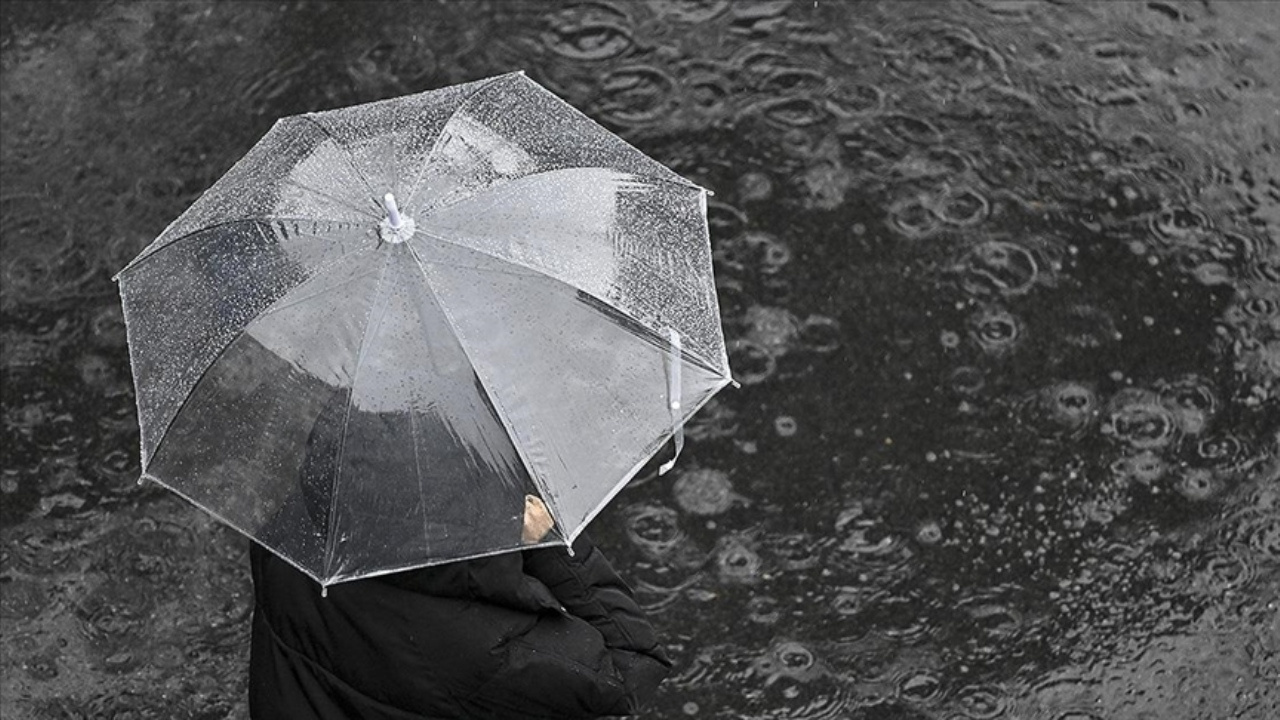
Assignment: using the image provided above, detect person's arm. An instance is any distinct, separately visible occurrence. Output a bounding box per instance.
[458,522,672,718]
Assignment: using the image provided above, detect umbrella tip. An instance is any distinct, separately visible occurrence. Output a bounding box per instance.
[382,192,403,229]
[379,192,416,244]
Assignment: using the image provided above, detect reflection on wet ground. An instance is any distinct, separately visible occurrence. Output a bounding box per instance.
[2,1,1278,718]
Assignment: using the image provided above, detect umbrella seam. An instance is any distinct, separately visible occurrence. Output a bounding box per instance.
[416,166,705,223]
[403,73,517,209]
[402,239,569,538]
[322,253,398,581]
[296,115,385,217]
[116,217,367,278]
[133,245,380,471]
[418,239,728,377]
[564,375,735,547]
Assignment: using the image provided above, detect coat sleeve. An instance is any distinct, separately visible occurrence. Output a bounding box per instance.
[460,534,672,719]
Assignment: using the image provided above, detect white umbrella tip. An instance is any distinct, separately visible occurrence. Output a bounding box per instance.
[382,192,403,229]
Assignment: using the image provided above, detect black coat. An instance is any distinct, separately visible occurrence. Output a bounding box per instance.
[249,534,672,719]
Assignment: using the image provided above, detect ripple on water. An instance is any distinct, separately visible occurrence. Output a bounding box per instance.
[935,185,990,226]
[644,0,731,23]
[1110,450,1168,485]
[625,503,686,558]
[1149,204,1213,244]
[968,305,1023,355]
[1173,467,1222,502]
[542,5,635,61]
[1156,374,1217,436]
[595,65,676,126]
[728,339,778,385]
[1101,389,1180,450]
[952,684,1007,719]
[76,577,155,673]
[957,240,1040,297]
[1058,303,1118,349]
[895,667,945,705]
[716,534,764,584]
[890,194,943,238]
[672,468,747,515]
[1020,381,1099,436]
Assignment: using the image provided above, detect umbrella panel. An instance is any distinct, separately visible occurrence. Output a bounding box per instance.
[148,244,538,583]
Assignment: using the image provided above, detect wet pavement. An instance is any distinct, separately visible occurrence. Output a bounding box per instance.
[2,1,1279,718]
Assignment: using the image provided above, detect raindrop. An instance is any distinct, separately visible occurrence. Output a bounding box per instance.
[625,504,686,557]
[542,18,634,61]
[896,668,944,703]
[762,532,825,571]
[958,240,1039,297]
[672,468,746,516]
[949,366,986,395]
[728,339,777,385]
[883,113,943,145]
[743,304,802,355]
[1245,516,1280,560]
[737,171,774,202]
[644,0,730,23]
[706,199,748,240]
[915,520,943,546]
[596,65,676,125]
[1174,468,1220,501]
[1194,432,1247,468]
[716,535,763,584]
[90,305,127,347]
[968,306,1022,355]
[753,96,830,128]
[936,186,989,226]
[1158,375,1217,436]
[674,63,734,116]
[1150,205,1211,242]
[798,315,842,353]
[1059,304,1118,348]
[760,67,828,96]
[684,399,740,441]
[889,195,942,238]
[1101,389,1179,450]
[1195,549,1256,592]
[954,684,1006,719]
[1110,450,1167,485]
[747,595,781,624]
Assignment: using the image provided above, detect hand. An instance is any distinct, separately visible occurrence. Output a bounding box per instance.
[522,494,555,544]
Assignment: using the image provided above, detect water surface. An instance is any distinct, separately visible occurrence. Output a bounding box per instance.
[2,1,1278,718]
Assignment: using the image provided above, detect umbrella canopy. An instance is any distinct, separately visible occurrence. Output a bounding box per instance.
[116,72,733,586]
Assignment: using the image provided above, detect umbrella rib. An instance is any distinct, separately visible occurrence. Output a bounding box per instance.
[323,253,398,581]
[419,234,727,376]
[135,245,378,472]
[402,240,568,532]
[297,115,384,217]
[117,217,366,277]
[403,73,515,209]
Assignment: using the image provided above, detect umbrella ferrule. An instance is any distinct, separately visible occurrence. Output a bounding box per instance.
[379,192,416,244]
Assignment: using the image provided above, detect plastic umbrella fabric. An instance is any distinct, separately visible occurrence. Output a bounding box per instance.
[116,72,733,587]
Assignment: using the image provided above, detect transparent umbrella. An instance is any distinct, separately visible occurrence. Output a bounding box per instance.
[115,72,733,587]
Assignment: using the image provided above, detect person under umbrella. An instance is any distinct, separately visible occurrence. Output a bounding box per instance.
[249,387,673,719]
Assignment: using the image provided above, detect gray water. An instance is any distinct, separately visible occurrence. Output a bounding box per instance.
[2,1,1278,718]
